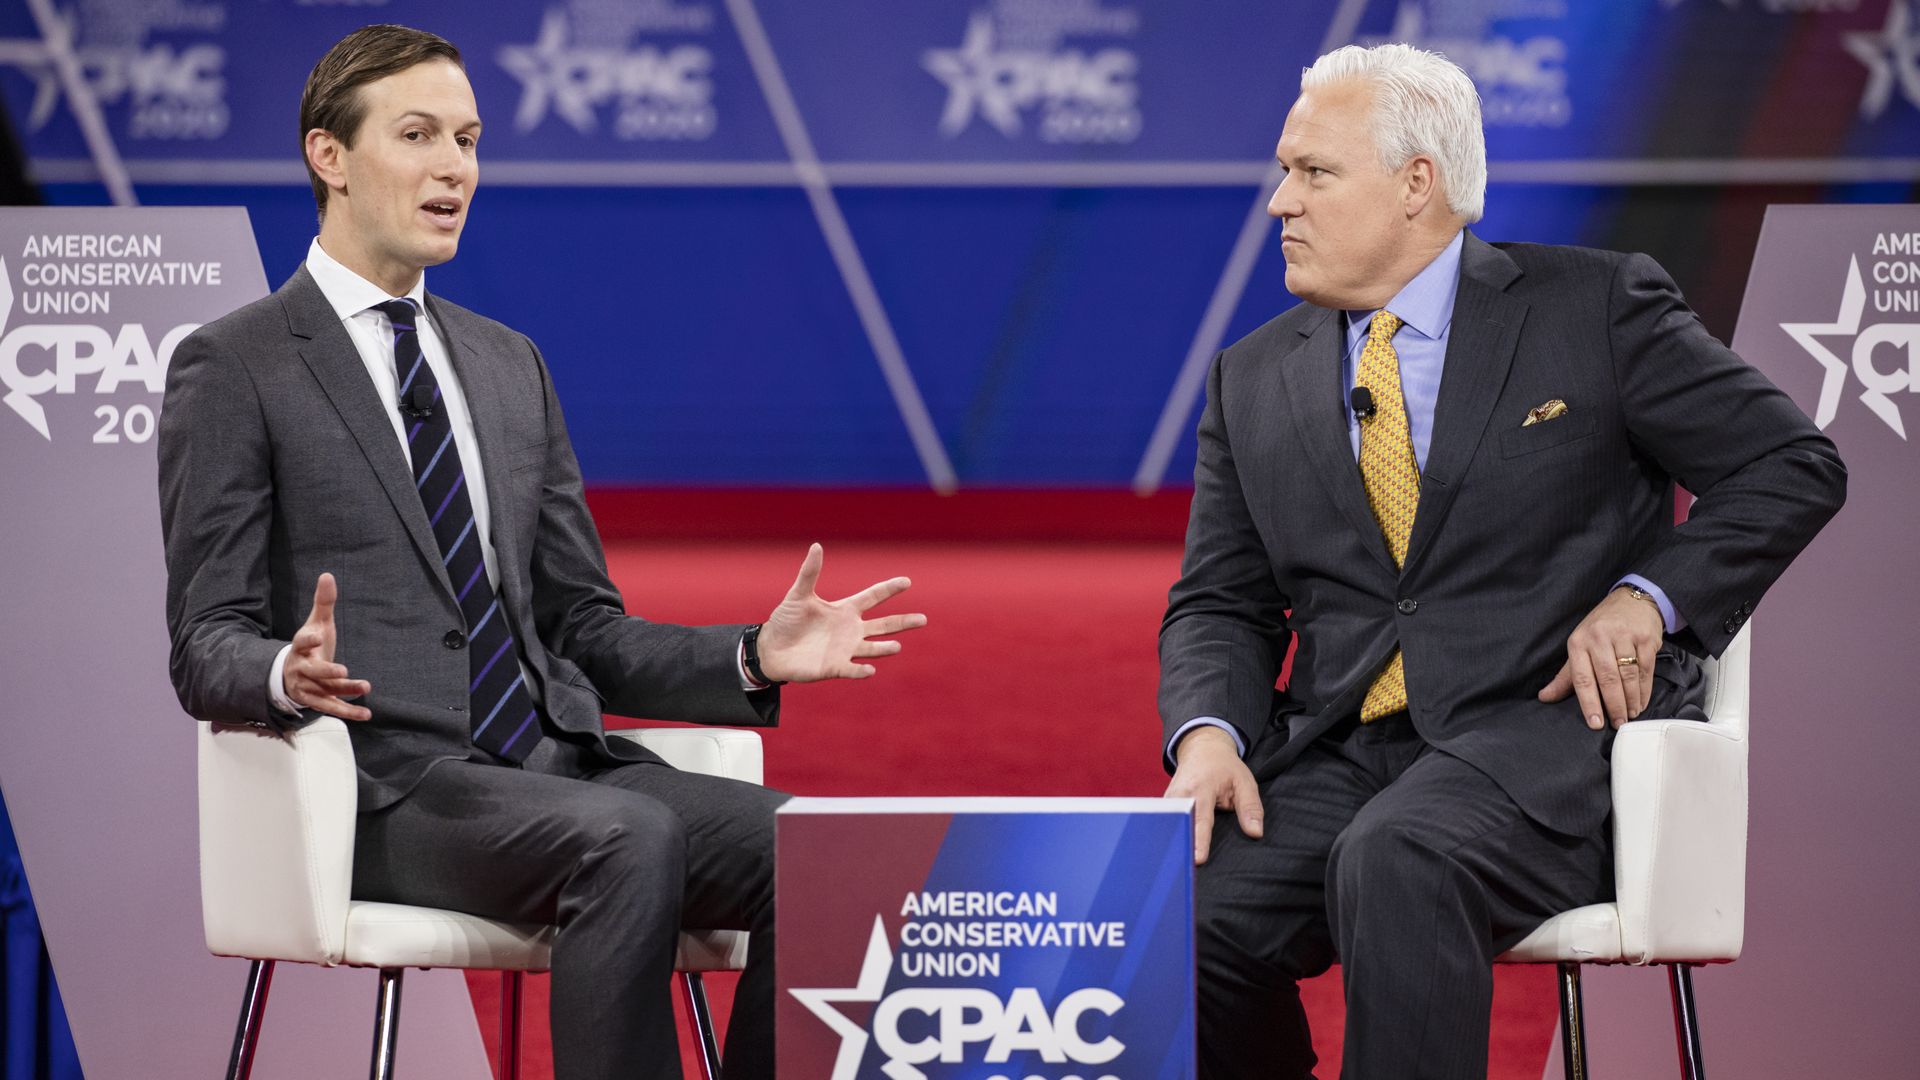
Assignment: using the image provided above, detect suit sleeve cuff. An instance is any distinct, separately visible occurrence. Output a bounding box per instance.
[1617,574,1683,634]
[1166,717,1247,768]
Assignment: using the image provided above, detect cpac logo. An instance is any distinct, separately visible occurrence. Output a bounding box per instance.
[0,259,195,442]
[1364,2,1570,127]
[498,8,716,141]
[793,918,1124,1080]
[1842,0,1920,119]
[0,27,228,141]
[1782,256,1920,439]
[922,12,1140,144]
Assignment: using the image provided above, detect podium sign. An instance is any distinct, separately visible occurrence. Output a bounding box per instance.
[777,797,1194,1080]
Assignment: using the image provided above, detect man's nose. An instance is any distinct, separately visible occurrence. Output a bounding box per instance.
[432,142,468,183]
[1267,173,1299,219]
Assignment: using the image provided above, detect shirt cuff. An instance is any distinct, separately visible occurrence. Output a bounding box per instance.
[1166,717,1247,768]
[1617,574,1683,634]
[267,643,302,715]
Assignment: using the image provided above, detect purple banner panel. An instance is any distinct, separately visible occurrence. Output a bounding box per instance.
[0,208,488,1080]
[1567,204,1920,1078]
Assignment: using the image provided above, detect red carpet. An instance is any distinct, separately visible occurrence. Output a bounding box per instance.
[465,540,1558,1078]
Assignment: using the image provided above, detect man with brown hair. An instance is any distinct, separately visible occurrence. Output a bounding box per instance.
[158,24,924,1080]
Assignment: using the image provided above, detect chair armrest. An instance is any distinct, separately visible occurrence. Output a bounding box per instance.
[197,717,357,965]
[606,728,763,785]
[1610,717,1747,964]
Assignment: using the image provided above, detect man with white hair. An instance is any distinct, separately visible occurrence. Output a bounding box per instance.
[1158,43,1843,1076]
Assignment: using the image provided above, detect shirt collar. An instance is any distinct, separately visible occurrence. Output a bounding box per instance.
[1345,229,1465,343]
[305,238,428,323]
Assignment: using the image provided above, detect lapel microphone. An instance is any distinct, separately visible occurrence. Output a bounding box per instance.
[1349,385,1376,422]
[401,383,436,420]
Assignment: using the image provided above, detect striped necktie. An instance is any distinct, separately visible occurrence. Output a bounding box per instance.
[375,299,542,762]
[1356,310,1417,722]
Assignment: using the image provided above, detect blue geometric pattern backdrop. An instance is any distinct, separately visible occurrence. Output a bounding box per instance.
[3,0,1917,493]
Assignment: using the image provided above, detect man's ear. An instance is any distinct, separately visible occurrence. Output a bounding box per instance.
[306,128,347,200]
[1403,155,1438,219]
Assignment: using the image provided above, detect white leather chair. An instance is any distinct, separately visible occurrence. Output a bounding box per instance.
[1496,622,1751,1080]
[199,719,763,1080]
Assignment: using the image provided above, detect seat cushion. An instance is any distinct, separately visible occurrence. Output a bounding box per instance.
[678,930,748,973]
[337,901,749,974]
[340,902,554,970]
[1496,903,1624,964]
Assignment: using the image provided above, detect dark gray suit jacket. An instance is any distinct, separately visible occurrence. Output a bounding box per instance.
[1159,234,1845,836]
[159,266,776,812]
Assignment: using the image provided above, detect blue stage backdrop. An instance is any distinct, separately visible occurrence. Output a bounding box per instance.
[0,797,81,1080]
[3,0,1916,491]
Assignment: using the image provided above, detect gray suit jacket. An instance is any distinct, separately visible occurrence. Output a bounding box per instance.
[159,266,776,812]
[1159,234,1845,836]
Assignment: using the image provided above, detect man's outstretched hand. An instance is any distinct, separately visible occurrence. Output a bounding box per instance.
[284,572,373,721]
[1165,726,1264,866]
[755,544,927,683]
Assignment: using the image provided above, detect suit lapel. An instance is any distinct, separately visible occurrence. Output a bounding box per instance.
[1400,235,1528,578]
[281,268,454,598]
[1282,306,1397,575]
[425,294,522,585]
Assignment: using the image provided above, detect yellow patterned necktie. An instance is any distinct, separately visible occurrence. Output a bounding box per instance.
[1356,310,1417,721]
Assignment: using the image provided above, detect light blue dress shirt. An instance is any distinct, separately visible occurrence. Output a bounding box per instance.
[1169,231,1681,764]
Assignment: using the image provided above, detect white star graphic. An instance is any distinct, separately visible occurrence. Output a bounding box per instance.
[789,915,895,1080]
[498,8,600,134]
[1779,256,1907,439]
[922,13,1025,138]
[0,16,75,133]
[1843,0,1920,119]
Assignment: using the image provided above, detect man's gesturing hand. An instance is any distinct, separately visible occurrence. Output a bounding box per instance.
[284,572,373,721]
[1538,586,1664,730]
[1165,726,1263,866]
[755,544,927,683]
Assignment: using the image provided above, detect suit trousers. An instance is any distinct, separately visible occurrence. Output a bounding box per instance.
[350,731,790,1080]
[1194,713,1611,1080]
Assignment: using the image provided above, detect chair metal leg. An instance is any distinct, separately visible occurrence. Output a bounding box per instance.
[1668,963,1706,1080]
[500,971,523,1080]
[680,972,722,1080]
[369,968,404,1080]
[224,959,274,1080]
[1558,962,1590,1080]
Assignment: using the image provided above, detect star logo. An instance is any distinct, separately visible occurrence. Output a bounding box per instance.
[498,9,602,134]
[0,9,79,133]
[1843,0,1920,118]
[789,916,895,1080]
[1780,256,1909,439]
[0,256,46,440]
[922,13,1026,137]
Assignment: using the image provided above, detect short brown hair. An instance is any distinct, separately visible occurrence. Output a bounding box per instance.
[299,24,463,217]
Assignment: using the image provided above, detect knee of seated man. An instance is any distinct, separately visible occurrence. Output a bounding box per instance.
[1327,814,1448,898]
[579,793,689,883]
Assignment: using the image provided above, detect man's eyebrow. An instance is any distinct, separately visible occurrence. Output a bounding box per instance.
[392,110,482,131]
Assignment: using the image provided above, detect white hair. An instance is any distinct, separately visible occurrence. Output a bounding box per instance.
[1301,43,1486,224]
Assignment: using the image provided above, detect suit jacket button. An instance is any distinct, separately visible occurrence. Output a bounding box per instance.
[444,629,466,650]
[1396,598,1419,615]
[1722,617,1739,634]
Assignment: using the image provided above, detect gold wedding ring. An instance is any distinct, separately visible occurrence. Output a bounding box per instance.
[1616,656,1639,666]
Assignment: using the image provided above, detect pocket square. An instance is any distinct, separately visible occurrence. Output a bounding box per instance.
[1522,399,1569,426]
